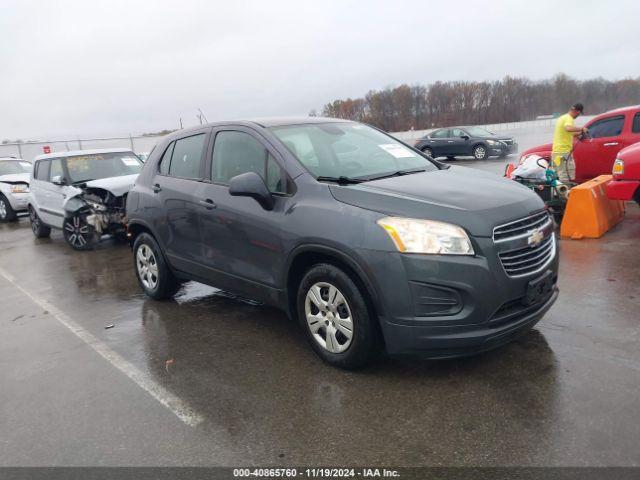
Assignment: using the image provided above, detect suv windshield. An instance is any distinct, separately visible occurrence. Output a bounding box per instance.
[271,123,437,180]
[465,127,495,137]
[65,152,143,183]
[0,160,31,176]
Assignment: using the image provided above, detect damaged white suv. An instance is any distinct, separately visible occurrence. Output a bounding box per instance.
[28,148,142,250]
[0,157,32,222]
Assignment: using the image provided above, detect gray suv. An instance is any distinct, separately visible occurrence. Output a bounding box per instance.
[126,117,558,369]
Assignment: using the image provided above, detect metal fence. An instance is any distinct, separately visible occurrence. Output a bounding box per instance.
[0,135,163,162]
[1,116,595,161]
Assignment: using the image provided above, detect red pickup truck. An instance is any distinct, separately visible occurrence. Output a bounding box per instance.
[520,105,640,183]
[606,142,640,204]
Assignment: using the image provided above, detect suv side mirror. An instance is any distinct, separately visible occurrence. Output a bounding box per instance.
[460,134,470,140]
[51,175,67,186]
[228,171,274,211]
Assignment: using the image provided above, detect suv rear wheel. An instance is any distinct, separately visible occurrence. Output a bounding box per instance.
[29,207,51,238]
[297,263,379,369]
[0,194,17,222]
[133,232,180,300]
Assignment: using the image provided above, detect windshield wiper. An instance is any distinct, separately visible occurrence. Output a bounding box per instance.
[72,179,94,185]
[366,168,426,181]
[316,176,365,185]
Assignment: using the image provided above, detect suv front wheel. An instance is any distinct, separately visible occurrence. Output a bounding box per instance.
[0,194,17,222]
[63,214,99,250]
[297,263,379,369]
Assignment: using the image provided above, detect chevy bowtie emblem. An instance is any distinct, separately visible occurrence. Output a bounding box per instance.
[528,229,544,247]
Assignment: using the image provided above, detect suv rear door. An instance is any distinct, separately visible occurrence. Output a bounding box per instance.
[151,129,210,272]
[33,158,67,228]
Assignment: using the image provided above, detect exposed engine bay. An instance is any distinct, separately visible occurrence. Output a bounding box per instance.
[64,186,128,236]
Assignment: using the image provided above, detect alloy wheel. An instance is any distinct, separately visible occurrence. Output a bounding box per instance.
[474,146,487,159]
[136,244,159,290]
[305,282,354,353]
[64,216,91,248]
[0,200,6,219]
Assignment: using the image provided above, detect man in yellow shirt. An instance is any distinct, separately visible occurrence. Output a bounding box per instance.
[552,103,587,184]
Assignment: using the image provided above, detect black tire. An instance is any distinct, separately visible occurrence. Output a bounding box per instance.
[472,144,488,160]
[29,207,51,238]
[297,263,379,369]
[63,214,99,251]
[0,194,17,222]
[421,146,434,158]
[133,232,180,300]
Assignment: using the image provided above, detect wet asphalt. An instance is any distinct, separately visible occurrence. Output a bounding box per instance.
[1,156,639,466]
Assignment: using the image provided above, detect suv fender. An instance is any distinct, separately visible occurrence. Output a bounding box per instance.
[284,244,384,320]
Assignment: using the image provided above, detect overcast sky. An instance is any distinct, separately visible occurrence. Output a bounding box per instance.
[1,0,638,140]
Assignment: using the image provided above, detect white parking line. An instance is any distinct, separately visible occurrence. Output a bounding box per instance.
[0,267,205,428]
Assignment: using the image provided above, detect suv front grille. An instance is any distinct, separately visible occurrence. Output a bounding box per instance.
[493,210,550,242]
[498,235,555,277]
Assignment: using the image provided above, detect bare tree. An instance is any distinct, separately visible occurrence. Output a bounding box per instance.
[320,75,640,130]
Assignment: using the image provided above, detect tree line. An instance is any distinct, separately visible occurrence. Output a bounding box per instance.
[317,74,640,132]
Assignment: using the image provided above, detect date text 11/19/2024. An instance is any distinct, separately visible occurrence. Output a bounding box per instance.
[232,468,400,478]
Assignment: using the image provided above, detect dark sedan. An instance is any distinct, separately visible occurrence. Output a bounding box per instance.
[414,126,517,160]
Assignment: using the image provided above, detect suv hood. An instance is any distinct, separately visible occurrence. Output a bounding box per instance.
[0,173,30,184]
[329,166,545,237]
[83,174,139,196]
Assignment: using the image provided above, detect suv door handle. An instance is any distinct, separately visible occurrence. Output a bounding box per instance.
[199,198,216,210]
[603,142,619,146]
[153,183,162,193]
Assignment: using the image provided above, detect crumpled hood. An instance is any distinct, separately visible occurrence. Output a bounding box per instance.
[0,173,30,184]
[329,166,545,237]
[83,174,139,196]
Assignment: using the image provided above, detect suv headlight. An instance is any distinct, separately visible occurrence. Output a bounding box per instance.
[486,139,499,146]
[377,217,474,255]
[10,184,29,193]
[613,158,624,174]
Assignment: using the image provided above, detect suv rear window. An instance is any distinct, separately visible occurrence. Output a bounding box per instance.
[168,134,206,179]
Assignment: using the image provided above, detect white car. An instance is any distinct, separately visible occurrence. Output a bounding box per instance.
[0,157,32,222]
[28,148,143,250]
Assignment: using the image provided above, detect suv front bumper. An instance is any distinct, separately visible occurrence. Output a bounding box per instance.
[8,192,30,212]
[357,235,559,357]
